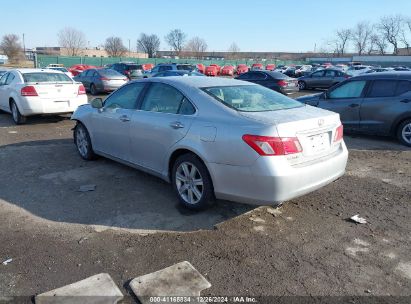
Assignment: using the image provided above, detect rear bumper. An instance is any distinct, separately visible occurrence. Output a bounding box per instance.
[210,142,348,205]
[280,86,299,94]
[18,95,88,116]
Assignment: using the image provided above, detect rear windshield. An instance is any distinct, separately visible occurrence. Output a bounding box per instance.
[126,65,143,70]
[49,67,68,72]
[203,85,303,112]
[23,73,72,83]
[177,64,196,71]
[100,69,123,77]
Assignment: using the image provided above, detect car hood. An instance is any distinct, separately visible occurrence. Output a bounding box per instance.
[295,93,323,103]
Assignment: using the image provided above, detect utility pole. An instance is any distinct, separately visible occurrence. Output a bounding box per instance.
[128,39,131,58]
[22,33,26,58]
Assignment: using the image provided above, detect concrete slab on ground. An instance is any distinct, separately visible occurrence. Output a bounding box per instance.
[129,261,211,304]
[35,273,123,304]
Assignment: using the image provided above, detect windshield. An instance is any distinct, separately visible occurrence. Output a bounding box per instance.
[203,85,303,112]
[23,73,73,83]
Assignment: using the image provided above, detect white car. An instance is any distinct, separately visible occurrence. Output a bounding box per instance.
[346,65,372,77]
[45,67,74,78]
[0,69,88,124]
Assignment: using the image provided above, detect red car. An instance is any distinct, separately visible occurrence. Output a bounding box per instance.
[209,64,221,75]
[221,65,235,76]
[251,63,264,70]
[196,63,206,74]
[69,64,97,76]
[266,64,276,71]
[205,65,218,76]
[236,64,249,75]
[142,63,154,71]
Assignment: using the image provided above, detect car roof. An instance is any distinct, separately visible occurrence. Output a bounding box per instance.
[13,68,65,74]
[137,76,253,88]
[353,71,411,80]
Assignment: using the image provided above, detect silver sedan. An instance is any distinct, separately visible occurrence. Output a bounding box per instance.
[72,77,348,210]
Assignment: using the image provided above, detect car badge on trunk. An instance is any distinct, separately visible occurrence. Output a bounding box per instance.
[318,119,324,127]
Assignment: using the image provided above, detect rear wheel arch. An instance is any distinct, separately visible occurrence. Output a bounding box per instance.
[391,115,411,135]
[168,149,214,185]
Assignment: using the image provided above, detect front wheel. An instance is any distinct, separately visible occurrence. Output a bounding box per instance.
[172,154,215,210]
[397,119,411,147]
[74,123,96,160]
[10,101,26,124]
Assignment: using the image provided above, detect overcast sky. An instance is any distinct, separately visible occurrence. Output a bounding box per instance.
[2,0,411,52]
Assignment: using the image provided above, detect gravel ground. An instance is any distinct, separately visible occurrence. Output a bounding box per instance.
[0,90,410,303]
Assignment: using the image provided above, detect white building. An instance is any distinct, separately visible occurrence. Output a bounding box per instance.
[0,55,8,64]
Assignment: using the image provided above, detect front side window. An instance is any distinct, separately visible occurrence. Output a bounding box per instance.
[159,66,173,72]
[141,83,186,114]
[367,80,397,98]
[329,81,367,99]
[104,83,145,110]
[203,85,303,112]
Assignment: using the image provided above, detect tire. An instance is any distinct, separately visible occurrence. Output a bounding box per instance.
[90,84,98,96]
[397,118,411,147]
[172,153,215,210]
[74,123,96,160]
[298,81,306,90]
[10,100,26,125]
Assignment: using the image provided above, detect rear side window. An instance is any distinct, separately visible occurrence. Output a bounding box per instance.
[368,80,397,98]
[5,73,15,85]
[177,65,195,71]
[159,66,173,72]
[23,73,72,83]
[396,80,411,95]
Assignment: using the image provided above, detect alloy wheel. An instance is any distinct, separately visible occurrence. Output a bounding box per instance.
[402,122,411,144]
[76,126,89,157]
[175,162,204,205]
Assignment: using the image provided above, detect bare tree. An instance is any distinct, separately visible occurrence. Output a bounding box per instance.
[228,42,240,59]
[0,34,23,63]
[351,22,373,55]
[137,33,160,58]
[378,15,403,54]
[58,27,86,56]
[185,37,207,59]
[164,29,186,56]
[367,33,385,55]
[104,37,127,57]
[334,29,351,55]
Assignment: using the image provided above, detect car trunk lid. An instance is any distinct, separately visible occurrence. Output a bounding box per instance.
[239,106,342,165]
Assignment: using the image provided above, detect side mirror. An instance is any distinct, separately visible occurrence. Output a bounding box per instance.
[320,92,327,100]
[91,98,103,109]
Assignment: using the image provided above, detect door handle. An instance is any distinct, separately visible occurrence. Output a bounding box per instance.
[119,115,130,122]
[349,103,359,108]
[400,99,411,103]
[170,121,185,129]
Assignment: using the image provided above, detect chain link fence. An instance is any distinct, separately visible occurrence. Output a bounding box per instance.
[36,55,304,68]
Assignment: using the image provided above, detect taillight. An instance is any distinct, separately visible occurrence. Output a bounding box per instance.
[334,124,344,142]
[278,80,288,87]
[242,134,302,156]
[78,84,86,95]
[21,86,38,96]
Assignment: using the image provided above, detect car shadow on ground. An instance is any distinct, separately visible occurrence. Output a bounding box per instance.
[0,112,70,127]
[0,139,255,232]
